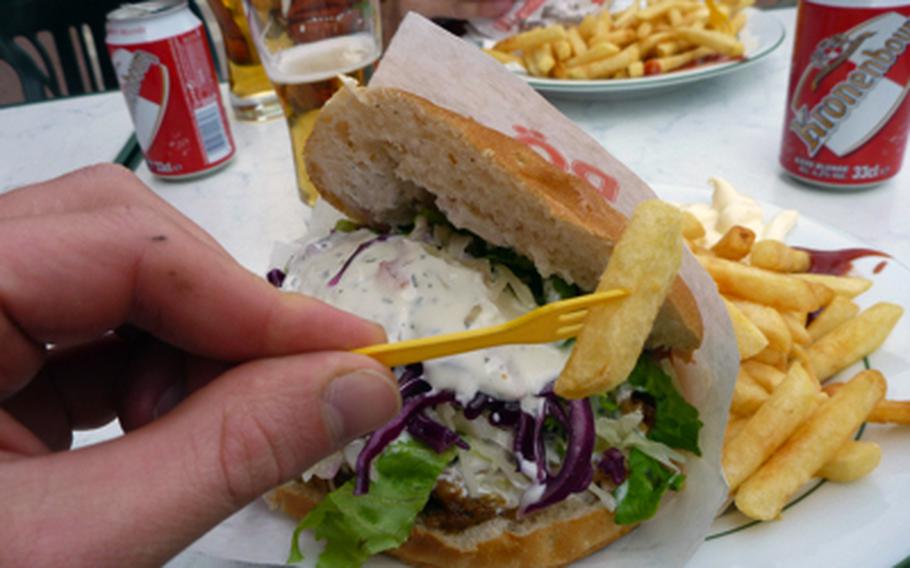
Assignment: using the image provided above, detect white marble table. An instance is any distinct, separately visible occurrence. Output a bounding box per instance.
[2,7,909,568]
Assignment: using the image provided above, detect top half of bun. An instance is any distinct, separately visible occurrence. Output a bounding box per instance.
[304,85,702,352]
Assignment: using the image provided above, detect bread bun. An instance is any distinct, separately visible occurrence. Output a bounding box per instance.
[270,480,635,568]
[305,85,702,352]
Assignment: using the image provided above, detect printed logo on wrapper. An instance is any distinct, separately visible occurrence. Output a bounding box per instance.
[780,2,910,188]
[512,125,619,202]
[106,0,235,179]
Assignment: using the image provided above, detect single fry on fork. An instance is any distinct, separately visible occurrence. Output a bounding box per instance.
[354,289,628,367]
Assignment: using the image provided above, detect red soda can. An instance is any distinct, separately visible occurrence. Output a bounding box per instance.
[106,0,235,178]
[780,0,910,188]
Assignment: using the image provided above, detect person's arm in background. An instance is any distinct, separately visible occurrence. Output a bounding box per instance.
[0,164,400,566]
[382,0,515,43]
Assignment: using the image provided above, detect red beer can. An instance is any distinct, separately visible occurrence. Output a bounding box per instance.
[780,0,910,188]
[106,0,235,178]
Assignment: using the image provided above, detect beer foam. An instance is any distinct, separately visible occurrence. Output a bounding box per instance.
[261,33,380,85]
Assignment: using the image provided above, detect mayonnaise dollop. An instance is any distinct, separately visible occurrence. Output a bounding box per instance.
[681,177,799,247]
[281,229,570,411]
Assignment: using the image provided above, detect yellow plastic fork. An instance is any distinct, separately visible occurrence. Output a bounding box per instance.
[353,289,628,367]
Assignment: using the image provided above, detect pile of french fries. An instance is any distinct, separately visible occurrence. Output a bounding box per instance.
[680,203,906,521]
[485,0,751,80]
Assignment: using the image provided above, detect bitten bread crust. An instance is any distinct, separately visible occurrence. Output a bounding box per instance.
[304,85,702,352]
[270,481,636,568]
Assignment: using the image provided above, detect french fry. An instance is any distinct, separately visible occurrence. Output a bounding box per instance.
[792,273,872,298]
[495,25,566,53]
[730,10,747,34]
[597,8,614,30]
[788,344,815,381]
[645,46,713,74]
[730,299,792,355]
[723,362,821,491]
[807,295,859,341]
[556,201,682,398]
[712,225,755,261]
[752,345,788,370]
[731,367,770,416]
[725,415,749,449]
[781,310,811,345]
[742,360,786,392]
[483,48,524,67]
[655,41,684,57]
[553,39,573,61]
[750,240,811,273]
[681,210,706,240]
[808,302,904,381]
[639,30,677,55]
[637,21,654,39]
[531,43,556,75]
[578,13,600,39]
[668,6,684,25]
[585,45,642,79]
[567,27,588,56]
[735,370,886,520]
[698,255,834,312]
[591,29,638,47]
[677,26,744,56]
[613,1,640,28]
[566,42,621,68]
[638,0,685,20]
[724,298,769,360]
[818,440,882,483]
[824,383,910,425]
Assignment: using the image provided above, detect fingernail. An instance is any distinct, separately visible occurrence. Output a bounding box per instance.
[322,369,400,445]
[153,381,186,419]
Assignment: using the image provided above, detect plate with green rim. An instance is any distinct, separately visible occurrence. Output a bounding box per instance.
[520,9,786,100]
[655,183,910,568]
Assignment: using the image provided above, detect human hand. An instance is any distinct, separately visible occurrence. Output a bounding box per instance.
[0,164,400,566]
[382,0,515,42]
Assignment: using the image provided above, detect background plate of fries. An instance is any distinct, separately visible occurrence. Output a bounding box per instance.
[655,183,910,568]
[483,6,784,99]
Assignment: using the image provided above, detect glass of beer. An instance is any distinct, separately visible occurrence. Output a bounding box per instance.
[207,0,283,121]
[242,0,382,204]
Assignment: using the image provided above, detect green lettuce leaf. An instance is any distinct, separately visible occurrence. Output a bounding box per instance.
[288,439,454,568]
[614,447,685,525]
[628,355,703,456]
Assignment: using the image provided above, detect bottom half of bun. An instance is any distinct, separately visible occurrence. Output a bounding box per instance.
[269,480,637,568]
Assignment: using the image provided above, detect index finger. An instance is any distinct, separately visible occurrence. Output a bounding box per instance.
[0,164,227,256]
[0,205,386,393]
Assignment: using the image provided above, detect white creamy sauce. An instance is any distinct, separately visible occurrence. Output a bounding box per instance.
[682,177,798,247]
[282,229,570,410]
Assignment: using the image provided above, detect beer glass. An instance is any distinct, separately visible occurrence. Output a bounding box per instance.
[242,0,382,204]
[207,0,283,121]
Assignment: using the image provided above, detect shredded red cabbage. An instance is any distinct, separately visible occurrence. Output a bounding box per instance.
[407,413,469,453]
[354,390,456,495]
[599,447,628,485]
[354,367,597,515]
[266,268,285,287]
[327,235,388,286]
[520,397,595,515]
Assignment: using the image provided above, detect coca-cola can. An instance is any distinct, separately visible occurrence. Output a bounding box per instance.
[780,0,910,188]
[106,0,235,178]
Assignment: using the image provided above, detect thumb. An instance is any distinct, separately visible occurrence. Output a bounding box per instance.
[0,352,399,567]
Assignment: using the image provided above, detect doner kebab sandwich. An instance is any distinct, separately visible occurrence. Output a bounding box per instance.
[268,84,715,567]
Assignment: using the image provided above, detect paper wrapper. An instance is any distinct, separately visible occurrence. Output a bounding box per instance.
[188,14,738,567]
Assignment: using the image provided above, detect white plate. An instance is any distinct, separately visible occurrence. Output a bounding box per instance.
[655,183,910,568]
[522,9,786,99]
[174,185,910,567]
